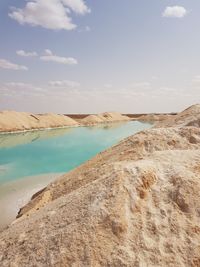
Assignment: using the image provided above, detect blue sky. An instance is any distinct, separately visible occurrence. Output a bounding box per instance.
[0,0,200,113]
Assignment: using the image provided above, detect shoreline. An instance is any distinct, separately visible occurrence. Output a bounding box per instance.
[0,125,80,135]
[0,119,150,230]
[0,173,63,232]
[0,119,136,135]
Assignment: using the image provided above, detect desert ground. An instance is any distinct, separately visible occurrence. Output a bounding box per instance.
[0,105,200,266]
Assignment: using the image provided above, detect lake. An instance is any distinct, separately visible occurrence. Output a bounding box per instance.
[0,121,151,185]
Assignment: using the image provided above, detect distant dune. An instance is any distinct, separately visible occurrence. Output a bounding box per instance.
[0,111,131,133]
[137,113,175,122]
[1,104,200,266]
[0,110,179,133]
[81,112,131,125]
[0,111,79,133]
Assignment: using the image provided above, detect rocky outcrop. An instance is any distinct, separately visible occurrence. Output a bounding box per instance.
[156,104,200,127]
[0,111,79,132]
[138,113,174,123]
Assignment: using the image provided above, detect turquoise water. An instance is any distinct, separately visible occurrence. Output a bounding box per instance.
[0,121,151,184]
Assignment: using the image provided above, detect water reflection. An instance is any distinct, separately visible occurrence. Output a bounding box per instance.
[87,122,127,131]
[0,123,130,148]
[0,127,74,149]
[0,121,152,183]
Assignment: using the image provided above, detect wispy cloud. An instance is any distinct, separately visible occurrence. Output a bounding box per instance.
[49,80,80,88]
[162,6,187,18]
[40,49,78,65]
[9,0,90,31]
[1,82,46,98]
[5,82,43,91]
[0,59,28,71]
[16,50,38,57]
[1,80,199,113]
[62,0,90,14]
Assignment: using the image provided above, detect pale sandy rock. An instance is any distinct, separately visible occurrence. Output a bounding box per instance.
[0,111,36,132]
[98,112,130,122]
[0,173,63,231]
[15,126,200,217]
[0,111,78,132]
[0,111,130,132]
[1,105,200,266]
[1,125,200,266]
[81,114,104,124]
[138,114,174,123]
[156,104,200,128]
[82,112,130,125]
[35,113,77,128]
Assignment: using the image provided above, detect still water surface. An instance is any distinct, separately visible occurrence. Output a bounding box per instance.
[0,121,151,184]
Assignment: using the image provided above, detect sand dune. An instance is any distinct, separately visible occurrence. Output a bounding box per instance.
[156,104,200,127]
[1,105,200,266]
[0,111,78,133]
[82,112,131,125]
[0,111,131,133]
[137,113,174,122]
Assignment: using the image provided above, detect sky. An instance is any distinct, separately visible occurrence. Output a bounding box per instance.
[0,0,200,114]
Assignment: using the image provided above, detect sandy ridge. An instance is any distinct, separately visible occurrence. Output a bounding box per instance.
[1,105,200,266]
[0,111,131,133]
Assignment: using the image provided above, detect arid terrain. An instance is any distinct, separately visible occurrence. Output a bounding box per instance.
[0,105,200,266]
[0,109,178,133]
[0,111,132,133]
[0,111,78,133]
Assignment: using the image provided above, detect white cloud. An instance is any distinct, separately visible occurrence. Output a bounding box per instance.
[62,0,90,15]
[40,49,77,65]
[44,49,53,56]
[49,80,80,87]
[16,50,38,57]
[162,6,187,18]
[2,81,198,113]
[9,0,90,31]
[0,59,28,71]
[5,82,43,91]
[2,82,46,98]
